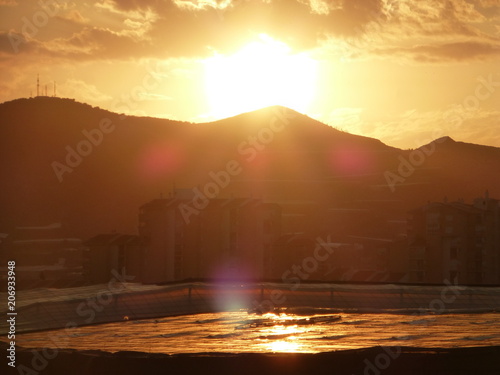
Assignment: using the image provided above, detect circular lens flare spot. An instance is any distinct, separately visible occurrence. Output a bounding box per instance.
[138,142,185,180]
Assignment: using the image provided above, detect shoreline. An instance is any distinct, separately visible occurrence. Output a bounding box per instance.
[3,342,500,375]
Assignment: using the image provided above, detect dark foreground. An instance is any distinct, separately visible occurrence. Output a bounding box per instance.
[3,342,500,375]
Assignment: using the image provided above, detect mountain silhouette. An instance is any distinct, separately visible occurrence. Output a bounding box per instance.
[0,97,499,240]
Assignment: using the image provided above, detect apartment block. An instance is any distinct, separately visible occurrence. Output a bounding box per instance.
[408,192,500,284]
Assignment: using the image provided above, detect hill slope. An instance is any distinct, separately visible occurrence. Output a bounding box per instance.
[0,97,499,239]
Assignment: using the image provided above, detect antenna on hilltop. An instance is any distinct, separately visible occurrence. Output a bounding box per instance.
[37,74,40,97]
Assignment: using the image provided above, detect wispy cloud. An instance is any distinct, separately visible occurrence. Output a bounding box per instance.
[1,0,499,63]
[0,0,18,7]
[60,78,112,102]
[373,41,500,63]
[337,107,500,149]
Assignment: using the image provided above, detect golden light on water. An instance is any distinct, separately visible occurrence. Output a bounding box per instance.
[259,314,305,353]
[8,312,500,354]
[262,325,303,353]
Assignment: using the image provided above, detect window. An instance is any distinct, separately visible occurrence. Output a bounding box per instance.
[415,271,424,282]
[426,212,440,234]
[118,247,125,270]
[417,260,424,268]
[467,272,483,284]
[449,271,459,282]
[263,219,273,233]
[450,247,458,260]
[476,273,484,283]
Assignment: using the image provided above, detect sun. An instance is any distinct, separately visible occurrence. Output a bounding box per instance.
[204,35,317,119]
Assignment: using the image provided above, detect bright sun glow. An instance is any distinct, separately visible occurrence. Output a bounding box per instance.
[204,35,317,119]
[264,325,303,353]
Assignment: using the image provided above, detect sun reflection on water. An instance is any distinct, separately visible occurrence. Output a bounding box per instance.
[259,314,306,352]
[11,311,500,355]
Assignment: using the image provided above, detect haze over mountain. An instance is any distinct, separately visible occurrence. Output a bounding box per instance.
[1,97,499,240]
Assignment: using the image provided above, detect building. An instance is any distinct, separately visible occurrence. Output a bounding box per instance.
[138,190,281,283]
[83,233,144,284]
[407,192,500,284]
[0,223,84,288]
[268,234,409,283]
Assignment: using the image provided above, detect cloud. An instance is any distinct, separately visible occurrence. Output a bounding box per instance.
[1,0,500,64]
[62,27,150,56]
[458,113,500,146]
[0,0,18,6]
[477,0,500,7]
[325,108,365,131]
[105,0,164,11]
[98,0,500,63]
[60,78,112,102]
[0,31,42,55]
[343,107,500,149]
[56,10,89,25]
[94,0,389,55]
[373,41,500,63]
[95,0,160,21]
[138,92,173,101]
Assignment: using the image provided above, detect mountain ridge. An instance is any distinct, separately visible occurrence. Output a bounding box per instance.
[2,97,491,152]
[0,97,499,239]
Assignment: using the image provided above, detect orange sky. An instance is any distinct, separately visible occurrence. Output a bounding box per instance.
[0,0,499,149]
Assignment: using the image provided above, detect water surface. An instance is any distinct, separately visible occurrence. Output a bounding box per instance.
[13,311,500,354]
